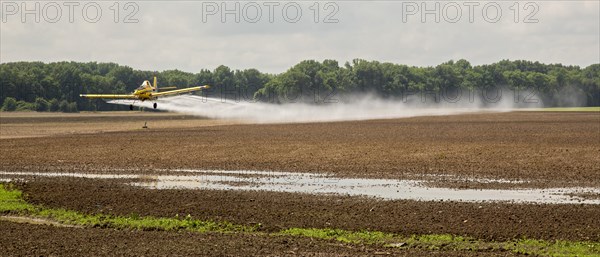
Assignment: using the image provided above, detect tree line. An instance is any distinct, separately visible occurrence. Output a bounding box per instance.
[1,59,598,112]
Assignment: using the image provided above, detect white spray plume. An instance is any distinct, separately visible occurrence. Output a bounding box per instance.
[108,89,543,123]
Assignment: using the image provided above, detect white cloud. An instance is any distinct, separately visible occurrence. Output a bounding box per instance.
[1,1,598,73]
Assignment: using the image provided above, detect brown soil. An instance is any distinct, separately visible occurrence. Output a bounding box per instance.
[1,111,599,255]
[0,111,236,139]
[16,177,600,242]
[1,111,599,186]
[6,221,524,257]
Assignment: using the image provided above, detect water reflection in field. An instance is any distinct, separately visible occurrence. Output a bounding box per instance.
[1,170,599,204]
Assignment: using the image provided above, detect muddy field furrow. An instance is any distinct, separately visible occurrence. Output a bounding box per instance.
[1,111,599,256]
[0,221,526,257]
[1,112,599,185]
[17,177,600,241]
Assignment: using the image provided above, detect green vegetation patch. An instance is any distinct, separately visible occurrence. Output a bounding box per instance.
[0,184,255,233]
[279,228,395,244]
[281,228,600,257]
[511,239,600,257]
[2,184,599,256]
[0,184,34,212]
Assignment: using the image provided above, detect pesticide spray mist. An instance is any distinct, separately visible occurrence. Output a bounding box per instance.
[109,89,543,123]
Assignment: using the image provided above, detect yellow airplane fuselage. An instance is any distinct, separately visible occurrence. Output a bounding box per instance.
[133,88,155,101]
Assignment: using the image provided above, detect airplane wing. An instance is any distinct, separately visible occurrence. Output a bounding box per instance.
[79,94,138,99]
[153,85,210,97]
[157,86,177,91]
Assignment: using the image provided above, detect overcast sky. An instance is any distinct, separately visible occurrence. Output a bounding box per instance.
[1,1,598,73]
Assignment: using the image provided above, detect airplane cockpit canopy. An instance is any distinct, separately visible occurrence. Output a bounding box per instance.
[137,81,151,90]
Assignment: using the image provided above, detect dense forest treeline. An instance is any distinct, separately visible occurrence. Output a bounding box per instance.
[1,59,598,112]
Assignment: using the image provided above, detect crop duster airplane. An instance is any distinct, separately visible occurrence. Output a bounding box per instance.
[80,77,209,110]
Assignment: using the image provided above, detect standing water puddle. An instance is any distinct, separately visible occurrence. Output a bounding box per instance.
[1,170,599,204]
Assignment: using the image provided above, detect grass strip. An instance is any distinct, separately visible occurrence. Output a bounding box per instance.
[2,184,599,256]
[278,228,600,257]
[0,184,255,233]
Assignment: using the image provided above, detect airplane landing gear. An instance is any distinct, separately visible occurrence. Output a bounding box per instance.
[129,104,134,110]
[153,103,157,109]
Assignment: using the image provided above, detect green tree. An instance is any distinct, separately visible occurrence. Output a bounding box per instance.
[213,65,235,99]
[66,102,78,113]
[278,70,311,102]
[15,100,35,111]
[1,97,17,111]
[0,60,598,109]
[48,98,60,112]
[58,100,69,112]
[34,97,49,112]
[236,69,268,101]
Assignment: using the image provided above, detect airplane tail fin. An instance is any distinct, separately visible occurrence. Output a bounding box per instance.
[153,76,158,91]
